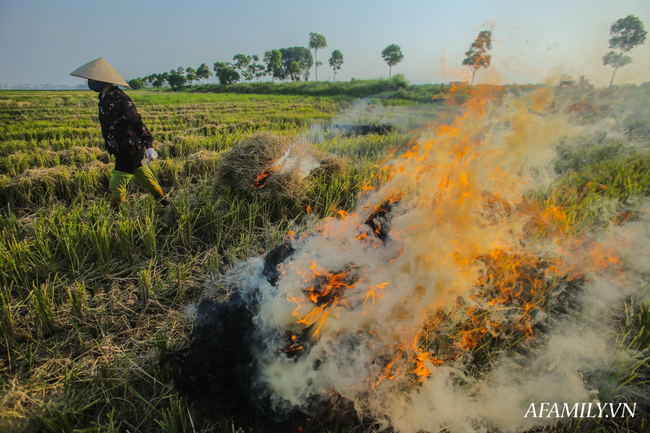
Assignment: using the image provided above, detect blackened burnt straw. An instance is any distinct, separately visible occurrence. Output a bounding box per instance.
[173,207,393,430]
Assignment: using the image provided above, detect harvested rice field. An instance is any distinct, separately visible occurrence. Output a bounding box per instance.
[1,84,650,433]
[0,89,445,432]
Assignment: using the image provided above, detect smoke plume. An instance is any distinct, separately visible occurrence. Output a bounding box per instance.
[179,86,649,432]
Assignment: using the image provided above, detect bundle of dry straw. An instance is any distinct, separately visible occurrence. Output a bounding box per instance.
[216,132,345,200]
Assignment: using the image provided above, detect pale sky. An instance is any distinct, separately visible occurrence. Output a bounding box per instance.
[1,0,648,87]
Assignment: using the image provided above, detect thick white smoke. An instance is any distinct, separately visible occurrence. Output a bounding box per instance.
[227,87,647,432]
[273,147,321,180]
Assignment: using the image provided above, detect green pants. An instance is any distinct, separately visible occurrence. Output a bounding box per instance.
[109,166,168,208]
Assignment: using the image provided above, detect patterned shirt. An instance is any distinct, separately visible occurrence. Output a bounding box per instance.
[98,86,153,157]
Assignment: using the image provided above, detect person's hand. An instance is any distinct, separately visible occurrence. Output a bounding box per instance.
[145,148,158,160]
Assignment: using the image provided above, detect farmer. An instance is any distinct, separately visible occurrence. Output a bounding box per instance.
[70,57,170,211]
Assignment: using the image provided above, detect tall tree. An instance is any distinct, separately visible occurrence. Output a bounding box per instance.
[245,55,266,82]
[328,50,344,82]
[217,68,240,85]
[213,61,231,75]
[264,50,282,82]
[185,66,196,85]
[462,30,492,85]
[309,33,327,82]
[128,78,145,89]
[152,74,166,88]
[289,62,301,81]
[213,61,239,85]
[271,47,313,81]
[196,63,212,84]
[603,15,647,87]
[168,69,186,90]
[381,44,404,78]
[232,54,252,82]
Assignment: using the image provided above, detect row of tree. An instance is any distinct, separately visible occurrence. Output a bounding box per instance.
[128,16,645,90]
[128,32,406,89]
[126,29,480,89]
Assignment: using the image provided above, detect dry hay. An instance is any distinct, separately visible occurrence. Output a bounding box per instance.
[0,162,113,206]
[172,135,191,144]
[216,132,346,200]
[184,150,221,177]
[190,121,258,137]
[49,146,109,165]
[156,141,173,155]
[21,166,73,183]
[8,166,77,204]
[82,160,112,183]
[62,146,106,160]
[195,124,223,136]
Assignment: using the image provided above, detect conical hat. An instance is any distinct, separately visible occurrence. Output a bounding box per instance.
[70,57,129,87]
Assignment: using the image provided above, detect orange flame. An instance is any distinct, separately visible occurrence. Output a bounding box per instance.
[267,84,627,405]
[289,264,360,338]
[252,165,280,188]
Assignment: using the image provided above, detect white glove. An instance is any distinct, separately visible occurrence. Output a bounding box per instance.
[145,148,158,160]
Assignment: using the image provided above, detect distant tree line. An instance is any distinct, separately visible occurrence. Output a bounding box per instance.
[127,16,647,91]
[126,32,408,90]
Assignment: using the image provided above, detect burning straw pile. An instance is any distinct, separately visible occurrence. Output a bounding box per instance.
[174,88,650,432]
[215,132,345,200]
